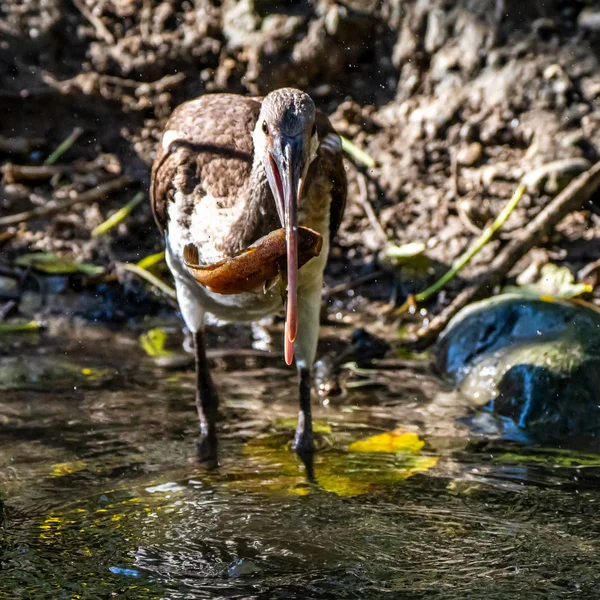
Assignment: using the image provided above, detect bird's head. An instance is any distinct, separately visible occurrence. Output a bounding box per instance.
[252,88,319,365]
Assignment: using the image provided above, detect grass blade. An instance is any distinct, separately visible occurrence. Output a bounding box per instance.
[91,192,145,237]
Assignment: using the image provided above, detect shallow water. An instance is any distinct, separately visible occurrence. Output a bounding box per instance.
[2,320,600,599]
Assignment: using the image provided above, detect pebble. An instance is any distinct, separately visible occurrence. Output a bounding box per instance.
[456,142,483,167]
[228,558,262,578]
[578,9,600,31]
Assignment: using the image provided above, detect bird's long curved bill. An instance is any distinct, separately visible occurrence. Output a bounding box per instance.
[282,143,299,366]
[267,139,302,366]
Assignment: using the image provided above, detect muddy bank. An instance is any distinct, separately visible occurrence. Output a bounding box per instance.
[2,1,600,330]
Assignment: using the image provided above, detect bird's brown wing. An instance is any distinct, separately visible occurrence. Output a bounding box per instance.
[150,94,262,234]
[314,111,347,240]
[150,139,176,234]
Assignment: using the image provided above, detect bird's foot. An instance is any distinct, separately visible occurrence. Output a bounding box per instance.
[292,425,316,483]
[292,414,314,457]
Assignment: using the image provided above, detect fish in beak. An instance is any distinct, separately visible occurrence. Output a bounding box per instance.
[265,133,308,366]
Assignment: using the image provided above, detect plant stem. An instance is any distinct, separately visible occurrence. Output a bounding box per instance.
[44,127,84,166]
[414,183,526,303]
[91,192,145,237]
[341,136,376,168]
[120,262,177,300]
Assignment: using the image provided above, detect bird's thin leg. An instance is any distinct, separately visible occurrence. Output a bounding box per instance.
[294,367,314,457]
[194,328,219,463]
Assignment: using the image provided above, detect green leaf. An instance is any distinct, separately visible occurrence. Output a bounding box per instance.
[0,320,40,333]
[504,263,593,299]
[120,262,176,300]
[340,136,376,168]
[137,251,166,271]
[383,242,426,261]
[91,192,145,237]
[44,126,84,166]
[15,252,104,276]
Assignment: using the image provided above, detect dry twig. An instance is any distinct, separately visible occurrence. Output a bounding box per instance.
[355,172,388,245]
[0,231,15,244]
[0,136,45,155]
[323,270,385,299]
[49,72,186,97]
[0,175,135,227]
[403,161,600,349]
[71,0,115,44]
[2,156,121,183]
[2,163,74,182]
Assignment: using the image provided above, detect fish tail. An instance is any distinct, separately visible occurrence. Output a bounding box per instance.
[183,243,200,267]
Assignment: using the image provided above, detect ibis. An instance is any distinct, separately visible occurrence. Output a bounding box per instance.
[151,88,347,462]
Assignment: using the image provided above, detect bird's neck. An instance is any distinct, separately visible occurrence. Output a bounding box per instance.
[228,157,278,251]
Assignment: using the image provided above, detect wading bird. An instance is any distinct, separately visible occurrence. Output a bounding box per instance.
[151,88,347,461]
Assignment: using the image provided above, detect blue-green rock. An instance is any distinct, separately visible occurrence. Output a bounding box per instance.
[435,294,600,440]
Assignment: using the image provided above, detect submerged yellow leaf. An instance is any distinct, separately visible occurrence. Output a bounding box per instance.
[409,456,438,472]
[348,430,425,454]
[318,474,372,497]
[318,455,439,497]
[139,328,173,358]
[274,417,332,434]
[51,460,88,477]
[286,485,311,496]
[234,428,437,498]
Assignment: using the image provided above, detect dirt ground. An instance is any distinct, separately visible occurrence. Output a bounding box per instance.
[2,0,600,332]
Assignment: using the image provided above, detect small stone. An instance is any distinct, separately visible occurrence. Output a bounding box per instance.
[543,64,564,79]
[456,142,483,167]
[457,196,492,229]
[0,276,19,299]
[481,165,498,187]
[578,9,600,31]
[228,558,262,578]
[424,8,448,54]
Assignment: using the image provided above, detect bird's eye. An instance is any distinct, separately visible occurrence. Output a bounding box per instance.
[311,123,317,136]
[262,121,269,135]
